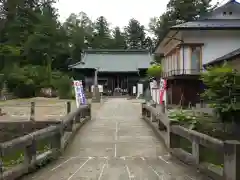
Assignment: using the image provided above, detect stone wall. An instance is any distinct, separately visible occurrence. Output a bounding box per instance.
[0,120,61,142]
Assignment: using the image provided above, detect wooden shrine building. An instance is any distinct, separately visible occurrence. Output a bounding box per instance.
[69,49,152,96]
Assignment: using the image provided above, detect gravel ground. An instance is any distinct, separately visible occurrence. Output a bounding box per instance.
[0,97,80,121]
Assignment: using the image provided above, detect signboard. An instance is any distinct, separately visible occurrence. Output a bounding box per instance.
[73,80,87,108]
[133,86,136,94]
[137,83,143,98]
[91,85,103,93]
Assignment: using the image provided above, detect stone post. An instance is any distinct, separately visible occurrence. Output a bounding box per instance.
[51,127,62,156]
[150,104,157,122]
[92,68,100,102]
[30,102,35,121]
[223,140,240,180]
[24,136,36,165]
[0,147,3,177]
[67,101,71,114]
[161,101,165,114]
[192,137,200,165]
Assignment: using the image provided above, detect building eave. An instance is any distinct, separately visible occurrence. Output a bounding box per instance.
[204,47,240,67]
[170,27,240,30]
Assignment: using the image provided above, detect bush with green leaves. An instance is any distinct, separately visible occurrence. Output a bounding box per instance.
[6,65,49,97]
[146,63,162,78]
[201,63,240,123]
[51,71,73,99]
[168,109,199,129]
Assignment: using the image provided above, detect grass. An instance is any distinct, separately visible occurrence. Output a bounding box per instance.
[1,139,51,170]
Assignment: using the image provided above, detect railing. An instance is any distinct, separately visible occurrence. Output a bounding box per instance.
[0,104,91,180]
[142,102,240,180]
[162,69,203,78]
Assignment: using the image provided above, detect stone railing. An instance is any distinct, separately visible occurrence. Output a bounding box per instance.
[0,104,91,180]
[142,102,240,180]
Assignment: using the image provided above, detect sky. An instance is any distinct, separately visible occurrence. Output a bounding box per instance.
[54,0,235,29]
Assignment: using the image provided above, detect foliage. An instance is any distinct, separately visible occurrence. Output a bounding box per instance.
[146,64,162,78]
[51,71,73,99]
[149,0,216,48]
[0,0,219,98]
[6,65,48,97]
[201,63,240,123]
[168,109,199,129]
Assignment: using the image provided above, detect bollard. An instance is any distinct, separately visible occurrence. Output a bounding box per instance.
[161,101,165,114]
[67,101,71,114]
[30,102,35,121]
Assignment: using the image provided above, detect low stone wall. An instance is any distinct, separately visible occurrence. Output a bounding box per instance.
[0,121,60,142]
[142,102,240,180]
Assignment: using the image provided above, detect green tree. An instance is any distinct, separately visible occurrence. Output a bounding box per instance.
[63,12,93,63]
[167,0,215,22]
[124,18,146,49]
[201,63,240,123]
[147,63,162,78]
[111,27,127,49]
[91,16,113,48]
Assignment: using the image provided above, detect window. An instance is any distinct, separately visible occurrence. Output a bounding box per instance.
[190,46,201,73]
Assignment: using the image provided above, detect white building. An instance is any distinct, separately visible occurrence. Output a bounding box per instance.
[154,0,240,106]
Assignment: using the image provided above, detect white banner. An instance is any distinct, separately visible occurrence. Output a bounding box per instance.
[73,80,87,108]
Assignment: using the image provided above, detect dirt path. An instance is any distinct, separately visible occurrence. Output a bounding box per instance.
[21,98,210,180]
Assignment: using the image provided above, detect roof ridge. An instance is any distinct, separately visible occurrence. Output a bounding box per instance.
[83,49,150,54]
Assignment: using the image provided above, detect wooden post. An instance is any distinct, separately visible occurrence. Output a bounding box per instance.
[67,101,71,114]
[30,102,35,121]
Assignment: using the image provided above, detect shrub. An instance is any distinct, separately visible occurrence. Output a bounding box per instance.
[201,63,240,123]
[146,63,162,78]
[51,71,72,99]
[6,65,48,98]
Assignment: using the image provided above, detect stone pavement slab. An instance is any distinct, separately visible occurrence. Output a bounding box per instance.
[21,98,211,180]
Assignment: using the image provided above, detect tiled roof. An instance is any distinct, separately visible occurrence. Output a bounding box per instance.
[204,47,240,66]
[171,20,240,30]
[69,49,152,72]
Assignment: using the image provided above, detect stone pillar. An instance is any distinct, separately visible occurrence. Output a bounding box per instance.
[92,68,100,102]
[223,140,240,180]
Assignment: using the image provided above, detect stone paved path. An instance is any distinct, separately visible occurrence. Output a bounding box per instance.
[21,98,210,180]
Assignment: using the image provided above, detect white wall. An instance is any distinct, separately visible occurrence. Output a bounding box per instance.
[161,30,240,74]
[182,30,240,65]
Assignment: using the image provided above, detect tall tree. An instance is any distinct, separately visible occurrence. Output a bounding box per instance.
[111,27,127,49]
[124,18,146,49]
[63,12,93,63]
[149,12,175,47]
[91,16,113,49]
[149,0,216,50]
[167,0,214,22]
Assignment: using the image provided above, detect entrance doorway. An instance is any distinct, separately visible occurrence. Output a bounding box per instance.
[112,75,128,95]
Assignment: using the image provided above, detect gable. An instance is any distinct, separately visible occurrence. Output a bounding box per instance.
[205,0,240,20]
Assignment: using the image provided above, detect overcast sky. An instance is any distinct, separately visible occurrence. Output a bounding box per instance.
[54,0,235,29]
